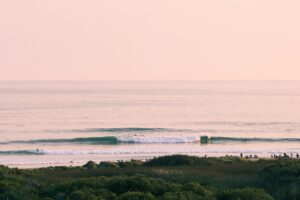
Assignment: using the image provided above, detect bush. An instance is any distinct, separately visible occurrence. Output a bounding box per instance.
[144,155,210,166]
[163,191,212,200]
[118,191,155,200]
[69,189,98,200]
[98,161,119,168]
[106,175,178,195]
[183,183,216,200]
[83,161,98,169]
[217,187,274,200]
[260,161,300,200]
[117,160,142,168]
[96,189,117,200]
[220,156,244,164]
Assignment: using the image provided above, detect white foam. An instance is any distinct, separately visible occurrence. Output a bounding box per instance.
[117,135,200,143]
[32,147,300,155]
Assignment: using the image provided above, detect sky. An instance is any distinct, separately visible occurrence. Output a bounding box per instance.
[0,0,300,81]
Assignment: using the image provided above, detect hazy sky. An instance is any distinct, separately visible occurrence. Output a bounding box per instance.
[0,1,300,80]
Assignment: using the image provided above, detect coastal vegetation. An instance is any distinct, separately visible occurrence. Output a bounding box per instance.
[0,155,299,200]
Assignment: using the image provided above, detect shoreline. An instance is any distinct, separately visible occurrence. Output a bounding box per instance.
[4,153,299,169]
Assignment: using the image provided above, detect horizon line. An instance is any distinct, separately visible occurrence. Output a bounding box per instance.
[0,80,300,82]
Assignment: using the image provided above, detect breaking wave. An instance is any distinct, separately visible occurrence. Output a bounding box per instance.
[3,136,199,145]
[115,136,300,144]
[117,135,199,143]
[2,135,300,145]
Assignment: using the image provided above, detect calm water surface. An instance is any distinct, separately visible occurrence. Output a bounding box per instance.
[0,81,300,167]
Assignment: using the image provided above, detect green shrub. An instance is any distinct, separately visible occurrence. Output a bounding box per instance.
[217,187,274,200]
[69,189,98,200]
[118,191,155,200]
[260,161,300,200]
[98,161,120,168]
[183,183,216,200]
[83,161,98,169]
[144,155,210,166]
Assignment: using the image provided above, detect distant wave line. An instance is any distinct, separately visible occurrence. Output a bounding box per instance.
[39,127,300,134]
[1,137,118,145]
[190,121,299,126]
[44,127,193,133]
[210,137,300,142]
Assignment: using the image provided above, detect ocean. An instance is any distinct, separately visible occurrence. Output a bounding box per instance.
[0,81,300,167]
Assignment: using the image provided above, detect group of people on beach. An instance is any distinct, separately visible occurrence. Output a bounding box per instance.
[239,152,300,159]
[270,153,300,159]
[239,153,258,159]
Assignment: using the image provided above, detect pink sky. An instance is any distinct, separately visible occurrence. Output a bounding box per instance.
[0,0,300,80]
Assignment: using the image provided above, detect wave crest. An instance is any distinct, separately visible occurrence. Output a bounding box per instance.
[117,135,199,143]
[2,136,300,145]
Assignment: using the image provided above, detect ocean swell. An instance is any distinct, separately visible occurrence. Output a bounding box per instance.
[45,127,192,133]
[1,135,300,145]
[9,137,118,145]
[210,137,300,143]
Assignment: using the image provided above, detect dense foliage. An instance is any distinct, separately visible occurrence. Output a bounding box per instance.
[0,155,299,200]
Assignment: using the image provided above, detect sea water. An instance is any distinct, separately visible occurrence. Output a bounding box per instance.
[0,81,299,167]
